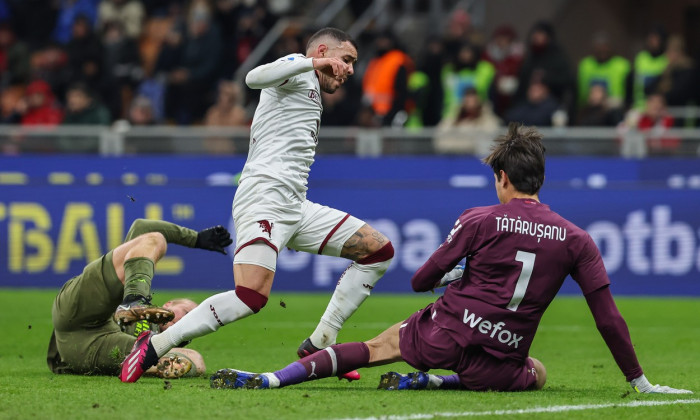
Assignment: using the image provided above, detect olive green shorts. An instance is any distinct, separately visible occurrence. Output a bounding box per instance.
[47,251,135,375]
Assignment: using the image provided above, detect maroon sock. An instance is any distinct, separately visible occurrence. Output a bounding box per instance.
[294,342,370,382]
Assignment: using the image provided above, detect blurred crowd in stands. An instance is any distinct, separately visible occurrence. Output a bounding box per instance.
[1,0,699,154]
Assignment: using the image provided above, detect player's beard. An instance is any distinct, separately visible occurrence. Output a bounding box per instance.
[320,74,342,94]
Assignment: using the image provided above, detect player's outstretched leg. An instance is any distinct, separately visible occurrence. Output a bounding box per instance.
[297,338,361,381]
[119,287,266,383]
[213,342,371,390]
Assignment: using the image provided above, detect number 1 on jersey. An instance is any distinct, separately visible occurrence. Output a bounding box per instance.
[506,251,536,311]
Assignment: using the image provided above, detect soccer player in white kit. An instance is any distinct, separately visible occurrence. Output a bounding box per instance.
[120,27,395,383]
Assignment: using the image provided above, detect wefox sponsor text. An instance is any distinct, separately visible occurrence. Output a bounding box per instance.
[463,307,524,348]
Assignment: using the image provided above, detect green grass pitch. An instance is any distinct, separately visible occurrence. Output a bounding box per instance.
[1,288,698,419]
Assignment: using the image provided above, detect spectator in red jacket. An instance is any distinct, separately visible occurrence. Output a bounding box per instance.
[637,93,679,153]
[18,79,64,125]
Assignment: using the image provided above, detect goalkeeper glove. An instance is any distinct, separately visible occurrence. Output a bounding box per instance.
[195,225,233,255]
[436,265,464,288]
[630,374,693,394]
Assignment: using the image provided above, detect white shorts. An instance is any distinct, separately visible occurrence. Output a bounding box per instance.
[232,177,365,262]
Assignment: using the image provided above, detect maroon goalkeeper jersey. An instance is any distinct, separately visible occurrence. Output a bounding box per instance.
[429,198,610,362]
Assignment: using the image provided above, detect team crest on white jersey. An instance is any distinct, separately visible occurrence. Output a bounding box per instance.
[308,89,321,106]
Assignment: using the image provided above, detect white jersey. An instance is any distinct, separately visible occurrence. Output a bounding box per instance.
[241,53,322,199]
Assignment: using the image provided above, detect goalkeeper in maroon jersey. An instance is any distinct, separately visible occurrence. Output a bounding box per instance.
[210,123,692,394]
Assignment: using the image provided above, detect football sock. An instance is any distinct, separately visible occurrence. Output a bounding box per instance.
[433,374,461,389]
[273,342,370,387]
[151,290,254,357]
[310,243,393,348]
[270,362,306,388]
[122,257,154,301]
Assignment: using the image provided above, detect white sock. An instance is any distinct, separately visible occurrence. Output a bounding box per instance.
[152,290,254,356]
[263,372,280,388]
[427,374,444,389]
[309,259,390,348]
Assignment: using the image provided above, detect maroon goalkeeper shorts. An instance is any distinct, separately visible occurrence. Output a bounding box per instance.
[398,303,537,391]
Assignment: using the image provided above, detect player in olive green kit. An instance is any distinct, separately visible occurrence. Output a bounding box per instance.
[47,218,232,377]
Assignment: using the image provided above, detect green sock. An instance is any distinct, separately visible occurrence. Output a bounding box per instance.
[123,257,154,301]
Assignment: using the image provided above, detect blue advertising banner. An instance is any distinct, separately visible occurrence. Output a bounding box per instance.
[1,156,699,296]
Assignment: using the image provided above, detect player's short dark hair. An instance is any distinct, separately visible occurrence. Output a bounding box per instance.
[306,27,358,53]
[482,122,546,195]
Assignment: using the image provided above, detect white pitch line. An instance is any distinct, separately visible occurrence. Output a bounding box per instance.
[331,398,700,420]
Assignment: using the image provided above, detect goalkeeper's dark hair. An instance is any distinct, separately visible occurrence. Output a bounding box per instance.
[482,122,546,195]
[306,27,358,52]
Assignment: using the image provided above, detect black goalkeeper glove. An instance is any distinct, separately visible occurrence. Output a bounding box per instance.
[195,225,233,254]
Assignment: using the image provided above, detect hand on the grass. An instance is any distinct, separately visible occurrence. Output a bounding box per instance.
[630,374,693,394]
[195,225,233,254]
[436,265,464,288]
